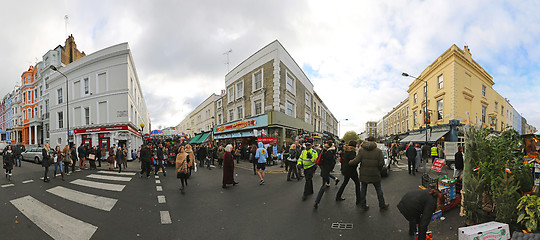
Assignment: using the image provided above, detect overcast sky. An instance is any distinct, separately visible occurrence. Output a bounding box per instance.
[1,0,539,135]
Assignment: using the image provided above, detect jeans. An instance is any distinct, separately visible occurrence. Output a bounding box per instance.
[336,173,361,203]
[303,166,317,196]
[359,181,386,208]
[17,155,22,167]
[431,156,436,163]
[315,174,330,203]
[155,160,166,174]
[54,161,63,175]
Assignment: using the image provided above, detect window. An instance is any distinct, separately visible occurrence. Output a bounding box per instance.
[23,92,26,104]
[34,89,38,101]
[217,113,222,125]
[501,106,504,116]
[286,73,295,93]
[305,92,311,106]
[40,86,43,97]
[58,111,64,128]
[254,99,262,115]
[437,99,443,120]
[237,105,243,119]
[286,101,295,116]
[305,111,311,123]
[438,74,443,89]
[253,69,263,91]
[217,99,222,109]
[23,110,26,120]
[84,78,89,94]
[34,107,38,118]
[229,109,234,121]
[227,87,234,103]
[481,106,486,123]
[84,107,90,125]
[482,85,486,97]
[413,111,417,126]
[57,88,63,104]
[236,81,244,99]
[494,102,498,113]
[414,93,417,104]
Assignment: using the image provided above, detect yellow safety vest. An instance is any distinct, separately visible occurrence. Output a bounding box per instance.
[431,146,438,157]
[298,148,318,169]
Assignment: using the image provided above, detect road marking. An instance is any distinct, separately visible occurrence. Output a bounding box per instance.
[156,186,163,191]
[86,174,132,182]
[22,180,34,184]
[155,175,159,179]
[97,171,136,176]
[10,196,97,240]
[47,186,118,211]
[155,180,161,184]
[1,184,15,188]
[157,195,166,203]
[160,211,172,224]
[75,169,82,172]
[71,179,126,192]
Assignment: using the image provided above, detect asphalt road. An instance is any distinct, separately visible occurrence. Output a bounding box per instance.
[0,157,464,240]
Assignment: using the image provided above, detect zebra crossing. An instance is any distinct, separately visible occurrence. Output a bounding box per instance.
[9,170,137,240]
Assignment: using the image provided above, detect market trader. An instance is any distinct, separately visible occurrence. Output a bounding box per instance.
[298,142,318,201]
[397,187,443,240]
[430,144,438,163]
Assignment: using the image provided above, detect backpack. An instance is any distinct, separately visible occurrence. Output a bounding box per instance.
[315,150,323,166]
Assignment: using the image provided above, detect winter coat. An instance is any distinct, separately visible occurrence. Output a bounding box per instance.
[406,145,417,162]
[397,190,438,238]
[319,149,335,179]
[222,151,235,184]
[140,146,152,163]
[42,148,52,167]
[175,152,189,178]
[287,148,299,162]
[349,141,384,183]
[3,150,14,170]
[340,145,358,178]
[455,151,464,170]
[217,148,225,160]
[78,145,87,158]
[184,147,195,168]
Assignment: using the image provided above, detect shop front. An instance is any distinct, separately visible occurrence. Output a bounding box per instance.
[213,114,269,146]
[72,124,143,160]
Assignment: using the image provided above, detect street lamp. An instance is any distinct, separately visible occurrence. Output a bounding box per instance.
[402,72,429,144]
[338,118,349,139]
[50,65,70,144]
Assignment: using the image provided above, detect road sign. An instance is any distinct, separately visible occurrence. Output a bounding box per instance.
[431,158,445,172]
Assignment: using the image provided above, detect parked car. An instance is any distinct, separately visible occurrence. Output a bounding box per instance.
[22,147,51,164]
[377,143,391,177]
[0,142,9,154]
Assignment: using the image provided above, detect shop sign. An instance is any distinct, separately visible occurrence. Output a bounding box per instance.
[431,158,445,172]
[257,137,277,144]
[216,120,256,132]
[73,125,140,136]
[214,114,268,134]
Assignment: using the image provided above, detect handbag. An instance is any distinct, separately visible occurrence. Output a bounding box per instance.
[314,150,323,166]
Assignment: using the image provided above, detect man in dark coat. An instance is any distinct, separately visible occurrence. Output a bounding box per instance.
[155,144,166,176]
[349,136,389,212]
[453,145,464,178]
[397,188,442,240]
[140,143,152,178]
[405,142,417,175]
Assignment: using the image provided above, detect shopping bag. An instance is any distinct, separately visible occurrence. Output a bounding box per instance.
[194,162,198,172]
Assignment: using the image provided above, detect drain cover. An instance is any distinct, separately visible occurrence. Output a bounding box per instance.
[331,222,353,230]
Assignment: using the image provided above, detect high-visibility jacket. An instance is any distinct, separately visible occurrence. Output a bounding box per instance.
[298,148,318,169]
[431,146,438,157]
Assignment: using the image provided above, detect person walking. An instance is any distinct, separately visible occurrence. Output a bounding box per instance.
[42,143,52,182]
[78,143,87,169]
[286,144,299,181]
[415,144,422,173]
[13,145,22,167]
[140,143,152,178]
[184,144,195,177]
[88,146,97,170]
[109,145,116,170]
[250,144,257,175]
[421,143,430,166]
[53,146,65,181]
[325,142,340,186]
[3,145,15,181]
[430,144,438,164]
[349,136,389,212]
[216,145,225,168]
[122,144,128,168]
[397,188,443,240]
[391,143,399,164]
[175,146,189,193]
[255,142,268,185]
[406,142,417,175]
[314,143,337,209]
[63,145,71,174]
[154,144,166,176]
[70,144,78,173]
[453,145,464,178]
[336,140,361,204]
[117,146,124,173]
[222,144,238,188]
[298,142,318,201]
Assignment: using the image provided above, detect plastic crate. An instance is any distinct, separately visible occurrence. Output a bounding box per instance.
[422,174,438,188]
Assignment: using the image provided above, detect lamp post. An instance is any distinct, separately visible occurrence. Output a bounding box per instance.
[402,72,429,145]
[338,118,349,139]
[50,65,70,144]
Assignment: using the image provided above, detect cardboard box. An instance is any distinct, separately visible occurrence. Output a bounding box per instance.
[458,221,510,240]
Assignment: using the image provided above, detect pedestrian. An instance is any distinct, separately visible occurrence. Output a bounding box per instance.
[116,146,125,173]
[140,143,152,178]
[421,143,430,165]
[175,146,189,193]
[122,144,128,168]
[88,146,96,170]
[234,145,241,164]
[53,146,65,181]
[406,142,417,175]
[349,136,389,212]
[109,145,116,171]
[415,144,422,173]
[250,144,257,175]
[286,144,299,181]
[14,145,22,167]
[298,142,318,201]
[216,145,225,168]
[325,142,340,186]
[63,145,71,174]
[184,144,195,177]
[430,144,438,164]
[42,143,52,182]
[155,144,166,176]
[314,143,337,208]
[391,143,399,164]
[70,144,78,172]
[222,144,238,188]
[336,140,361,204]
[3,145,15,181]
[255,142,268,185]
[453,145,464,178]
[397,187,443,240]
[78,143,86,169]
[96,146,102,167]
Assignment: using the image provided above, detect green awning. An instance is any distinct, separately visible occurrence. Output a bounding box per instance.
[196,132,211,144]
[189,134,202,143]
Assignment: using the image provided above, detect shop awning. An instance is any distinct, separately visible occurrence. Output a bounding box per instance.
[400,134,417,143]
[189,134,202,144]
[429,130,449,142]
[196,132,211,144]
[400,130,449,143]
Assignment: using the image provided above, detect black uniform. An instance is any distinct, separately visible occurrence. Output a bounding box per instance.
[397,190,437,240]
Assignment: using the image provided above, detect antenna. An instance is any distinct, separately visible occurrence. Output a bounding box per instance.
[65,15,69,37]
[223,49,232,72]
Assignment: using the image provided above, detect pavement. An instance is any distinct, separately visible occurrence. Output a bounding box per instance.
[0,157,465,239]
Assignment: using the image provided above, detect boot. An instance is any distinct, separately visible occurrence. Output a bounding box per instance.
[61,172,64,181]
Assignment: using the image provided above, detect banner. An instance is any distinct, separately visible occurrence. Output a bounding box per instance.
[431,158,445,172]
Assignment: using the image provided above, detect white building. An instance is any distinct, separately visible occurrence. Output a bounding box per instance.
[48,42,150,153]
[176,93,219,138]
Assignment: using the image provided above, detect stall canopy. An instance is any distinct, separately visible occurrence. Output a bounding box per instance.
[189,134,202,144]
[400,130,449,143]
[195,132,211,144]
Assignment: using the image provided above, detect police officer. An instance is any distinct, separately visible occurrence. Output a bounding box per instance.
[298,142,318,201]
[430,144,438,164]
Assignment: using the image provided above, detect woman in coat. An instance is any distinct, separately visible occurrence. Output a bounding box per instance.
[184,144,195,176]
[63,145,71,174]
[117,147,124,173]
[175,146,189,193]
[222,144,238,189]
[54,146,65,181]
[314,143,337,208]
[3,145,15,181]
[286,144,299,181]
[335,140,360,203]
[42,143,52,182]
[216,145,225,168]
